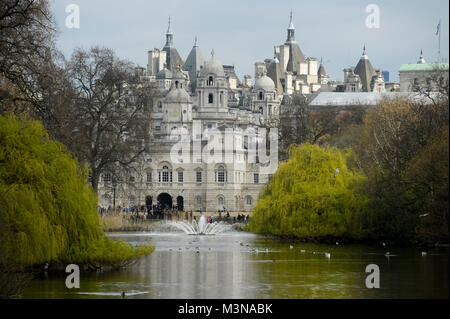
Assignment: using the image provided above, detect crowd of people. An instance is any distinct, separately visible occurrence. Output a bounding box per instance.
[98,204,250,224]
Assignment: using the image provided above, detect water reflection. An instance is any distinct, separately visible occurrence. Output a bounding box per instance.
[22,232,449,299]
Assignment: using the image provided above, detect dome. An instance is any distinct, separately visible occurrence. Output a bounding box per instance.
[165,88,191,103]
[156,68,172,79]
[200,59,224,77]
[254,75,275,91]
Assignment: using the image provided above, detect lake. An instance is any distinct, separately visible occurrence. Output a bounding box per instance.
[22,229,449,299]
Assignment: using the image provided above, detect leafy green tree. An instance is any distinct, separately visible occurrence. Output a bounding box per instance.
[0,114,153,297]
[249,143,368,240]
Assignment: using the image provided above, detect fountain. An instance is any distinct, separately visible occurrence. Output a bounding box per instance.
[167,215,232,235]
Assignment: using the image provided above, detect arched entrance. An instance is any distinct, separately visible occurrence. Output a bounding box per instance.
[176,196,184,211]
[157,193,172,209]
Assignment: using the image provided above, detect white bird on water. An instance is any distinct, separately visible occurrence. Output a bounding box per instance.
[300,250,306,253]
[289,245,294,249]
[421,251,427,256]
[325,253,331,259]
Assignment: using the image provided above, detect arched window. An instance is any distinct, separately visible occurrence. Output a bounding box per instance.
[218,197,224,206]
[208,93,214,104]
[175,80,179,88]
[208,76,214,86]
[259,107,264,115]
[259,91,264,100]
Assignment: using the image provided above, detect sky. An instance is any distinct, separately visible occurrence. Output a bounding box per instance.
[50,0,449,82]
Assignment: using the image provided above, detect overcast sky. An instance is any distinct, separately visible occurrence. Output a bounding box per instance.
[50,0,449,82]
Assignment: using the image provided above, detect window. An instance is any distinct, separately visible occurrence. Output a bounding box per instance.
[162,166,169,183]
[103,173,111,183]
[129,197,135,207]
[178,171,183,183]
[218,197,224,206]
[217,166,225,183]
[259,91,264,100]
[246,196,252,205]
[196,196,202,205]
[129,175,135,183]
[196,171,202,183]
[146,172,152,183]
[207,76,213,86]
[254,173,259,184]
[208,93,214,104]
[158,101,162,109]
[259,107,263,114]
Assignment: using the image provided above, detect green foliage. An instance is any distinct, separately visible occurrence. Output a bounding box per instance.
[353,98,449,244]
[0,114,153,269]
[249,143,368,240]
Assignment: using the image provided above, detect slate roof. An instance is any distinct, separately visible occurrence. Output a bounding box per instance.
[354,57,376,92]
[286,42,306,73]
[267,59,283,95]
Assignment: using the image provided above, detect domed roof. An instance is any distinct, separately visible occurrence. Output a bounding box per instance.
[201,60,225,77]
[254,75,275,91]
[156,67,172,79]
[165,88,191,103]
[200,49,224,77]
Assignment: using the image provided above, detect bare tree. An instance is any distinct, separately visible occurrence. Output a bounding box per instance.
[412,64,449,104]
[0,0,55,112]
[66,47,153,193]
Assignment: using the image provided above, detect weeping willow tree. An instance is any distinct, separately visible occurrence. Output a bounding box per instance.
[0,114,153,292]
[249,143,368,240]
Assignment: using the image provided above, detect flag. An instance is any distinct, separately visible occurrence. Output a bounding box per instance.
[436,21,441,36]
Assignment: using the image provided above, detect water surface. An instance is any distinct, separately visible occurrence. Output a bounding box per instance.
[22,231,449,299]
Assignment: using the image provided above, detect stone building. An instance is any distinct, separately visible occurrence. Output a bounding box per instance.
[98,19,281,213]
[342,46,385,92]
[399,50,449,92]
[257,11,323,95]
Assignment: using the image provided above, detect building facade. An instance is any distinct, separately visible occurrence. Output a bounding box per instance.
[98,20,281,213]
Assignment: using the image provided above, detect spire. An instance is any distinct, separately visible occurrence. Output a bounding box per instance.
[286,10,295,42]
[211,48,215,60]
[194,35,198,47]
[318,57,327,77]
[288,9,295,30]
[361,45,368,59]
[165,16,174,47]
[417,49,426,64]
[167,16,173,34]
